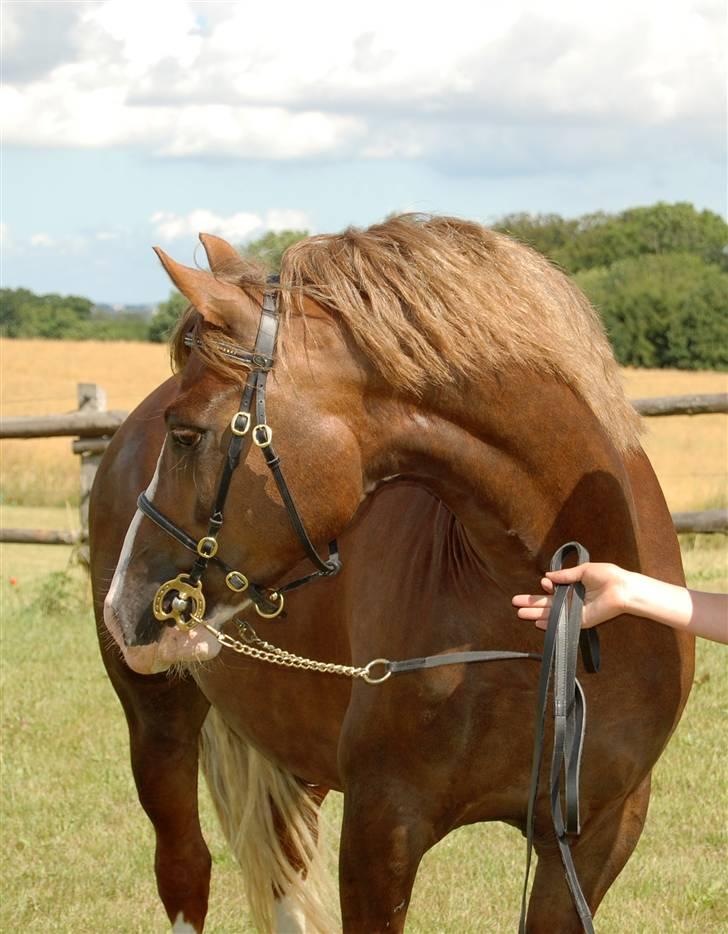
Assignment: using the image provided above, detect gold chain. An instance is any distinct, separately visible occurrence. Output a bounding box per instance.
[203,620,392,684]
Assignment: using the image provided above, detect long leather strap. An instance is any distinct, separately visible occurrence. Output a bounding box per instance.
[519,541,598,933]
[387,649,541,673]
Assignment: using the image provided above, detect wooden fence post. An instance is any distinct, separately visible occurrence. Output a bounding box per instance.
[75,383,107,562]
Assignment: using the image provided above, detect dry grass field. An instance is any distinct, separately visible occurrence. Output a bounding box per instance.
[1,338,726,513]
[0,338,171,506]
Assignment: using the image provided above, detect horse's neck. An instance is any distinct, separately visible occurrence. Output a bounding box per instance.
[371,370,637,579]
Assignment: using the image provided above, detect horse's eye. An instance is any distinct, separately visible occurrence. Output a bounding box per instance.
[170,427,203,449]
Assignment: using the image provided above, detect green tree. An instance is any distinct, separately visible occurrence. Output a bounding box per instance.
[564,203,728,272]
[0,288,94,337]
[241,229,308,273]
[0,288,34,335]
[493,213,577,265]
[148,291,188,343]
[494,203,728,274]
[575,253,728,370]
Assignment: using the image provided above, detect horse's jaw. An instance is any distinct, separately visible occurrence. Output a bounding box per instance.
[103,598,222,674]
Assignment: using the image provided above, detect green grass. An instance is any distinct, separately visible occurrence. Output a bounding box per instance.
[1,523,726,932]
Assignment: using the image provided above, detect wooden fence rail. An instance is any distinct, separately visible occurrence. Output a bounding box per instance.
[1,386,726,547]
[0,410,127,439]
[631,393,728,417]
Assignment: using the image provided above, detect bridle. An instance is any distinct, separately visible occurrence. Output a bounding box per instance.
[137,277,341,631]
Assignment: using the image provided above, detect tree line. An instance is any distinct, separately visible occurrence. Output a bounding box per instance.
[2,205,725,369]
[0,289,151,341]
[493,203,727,370]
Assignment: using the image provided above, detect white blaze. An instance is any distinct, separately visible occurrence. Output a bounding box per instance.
[106,446,164,607]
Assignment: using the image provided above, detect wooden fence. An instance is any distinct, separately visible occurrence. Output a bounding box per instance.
[1,385,727,547]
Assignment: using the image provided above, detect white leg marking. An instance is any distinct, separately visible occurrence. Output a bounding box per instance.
[274,894,307,933]
[171,912,198,933]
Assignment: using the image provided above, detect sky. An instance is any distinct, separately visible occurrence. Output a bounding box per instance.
[1,0,725,304]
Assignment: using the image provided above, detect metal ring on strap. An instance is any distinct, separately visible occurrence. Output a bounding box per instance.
[254,591,285,618]
[362,658,392,684]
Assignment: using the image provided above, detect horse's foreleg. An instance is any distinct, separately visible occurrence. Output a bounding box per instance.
[526,772,652,932]
[116,667,211,933]
[338,776,437,933]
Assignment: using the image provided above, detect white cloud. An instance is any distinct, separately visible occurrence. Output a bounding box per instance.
[30,232,55,247]
[1,0,724,171]
[149,208,312,242]
[264,210,311,233]
[28,232,88,254]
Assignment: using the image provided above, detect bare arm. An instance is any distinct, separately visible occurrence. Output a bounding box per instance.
[512,562,728,645]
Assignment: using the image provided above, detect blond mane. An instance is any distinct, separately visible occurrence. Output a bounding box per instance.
[282,214,640,450]
[172,214,640,450]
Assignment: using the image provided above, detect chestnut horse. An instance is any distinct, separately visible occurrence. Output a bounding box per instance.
[91,216,693,933]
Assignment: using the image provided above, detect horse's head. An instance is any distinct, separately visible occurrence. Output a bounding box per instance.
[104,234,377,674]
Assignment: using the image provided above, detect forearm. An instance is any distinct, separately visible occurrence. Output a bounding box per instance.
[625,572,728,644]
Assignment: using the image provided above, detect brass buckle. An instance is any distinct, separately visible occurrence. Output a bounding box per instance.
[255,591,285,619]
[225,570,249,593]
[253,424,273,448]
[231,411,251,436]
[152,574,206,632]
[196,536,219,558]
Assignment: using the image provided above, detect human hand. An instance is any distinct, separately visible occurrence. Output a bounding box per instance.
[512,562,631,630]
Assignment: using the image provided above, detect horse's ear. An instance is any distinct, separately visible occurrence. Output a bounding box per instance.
[153,247,244,330]
[199,233,244,275]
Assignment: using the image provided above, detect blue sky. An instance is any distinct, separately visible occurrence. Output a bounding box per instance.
[2,0,725,304]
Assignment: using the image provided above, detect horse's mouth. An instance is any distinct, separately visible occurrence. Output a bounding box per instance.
[103,598,221,675]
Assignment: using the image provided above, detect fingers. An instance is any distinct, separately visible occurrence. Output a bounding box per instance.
[512,577,555,624]
[511,593,552,609]
[511,578,554,605]
[512,592,552,623]
[515,607,550,621]
[544,564,588,585]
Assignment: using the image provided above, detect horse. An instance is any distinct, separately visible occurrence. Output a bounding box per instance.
[91,215,694,933]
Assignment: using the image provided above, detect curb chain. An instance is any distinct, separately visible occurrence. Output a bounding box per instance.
[203,619,390,682]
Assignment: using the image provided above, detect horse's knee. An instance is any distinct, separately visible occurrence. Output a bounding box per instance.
[339,778,438,933]
[527,774,652,931]
[128,719,211,930]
